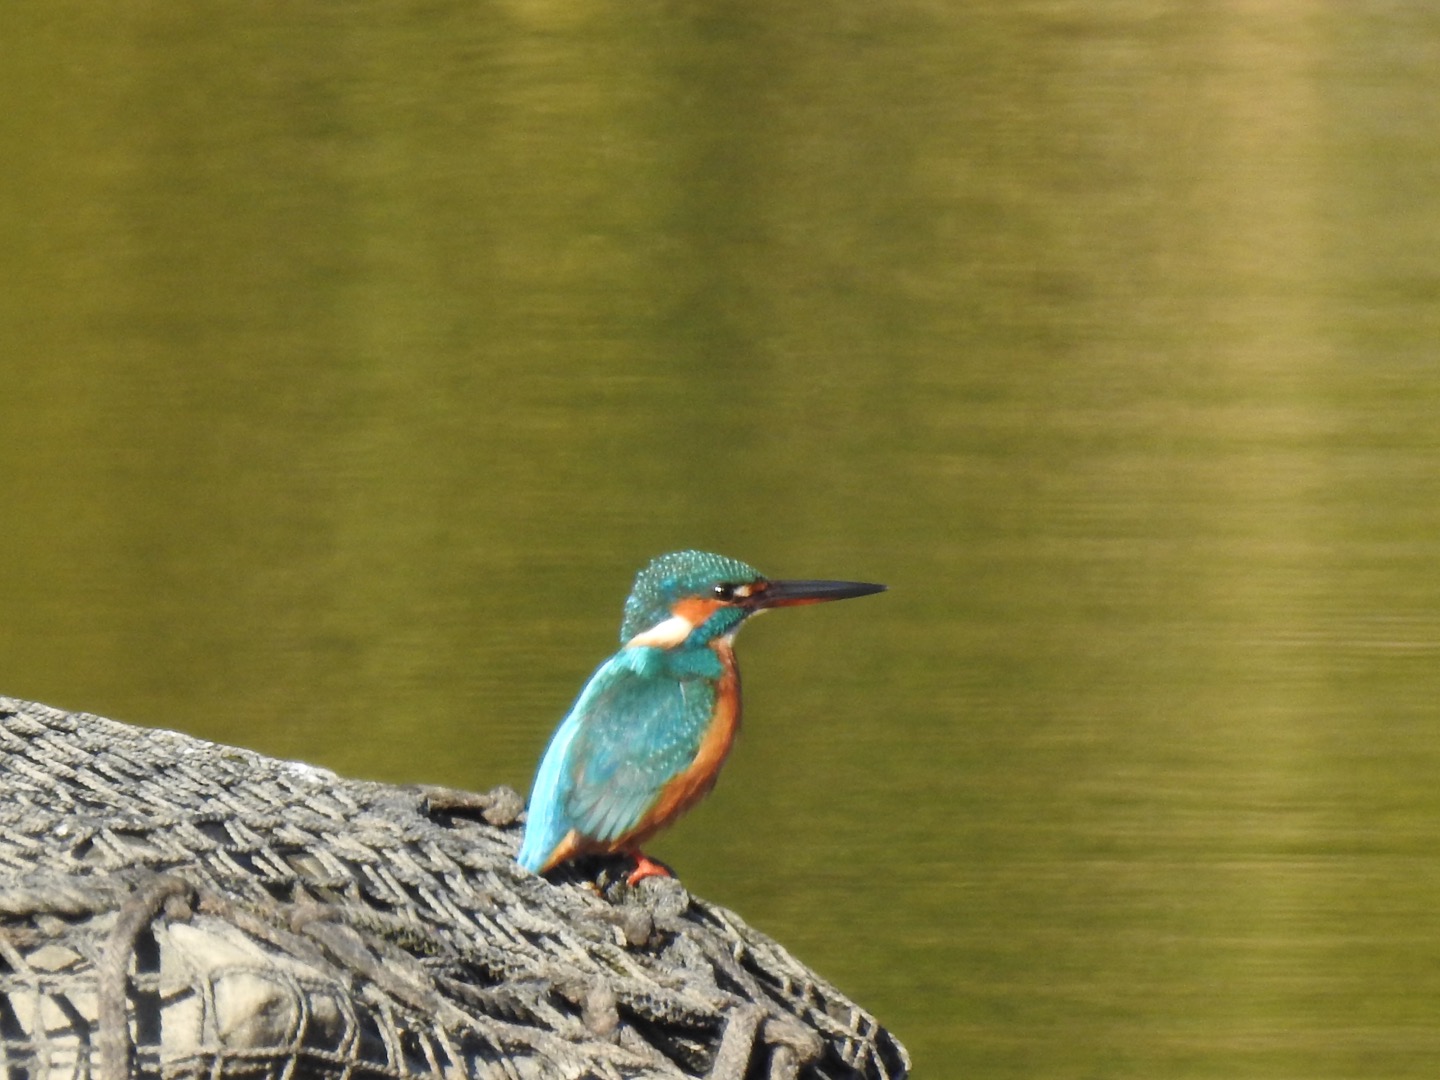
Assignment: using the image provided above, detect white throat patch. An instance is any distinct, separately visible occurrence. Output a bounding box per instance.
[625,612,696,649]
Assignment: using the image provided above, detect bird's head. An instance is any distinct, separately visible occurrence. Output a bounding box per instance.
[619,550,886,649]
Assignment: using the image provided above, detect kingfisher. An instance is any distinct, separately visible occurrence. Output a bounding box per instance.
[517,550,885,883]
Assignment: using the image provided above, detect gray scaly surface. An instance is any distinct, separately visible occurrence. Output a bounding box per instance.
[0,697,909,1080]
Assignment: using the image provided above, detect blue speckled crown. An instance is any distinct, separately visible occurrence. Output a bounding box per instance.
[619,550,763,642]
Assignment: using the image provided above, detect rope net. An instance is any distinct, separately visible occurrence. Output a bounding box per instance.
[0,698,908,1080]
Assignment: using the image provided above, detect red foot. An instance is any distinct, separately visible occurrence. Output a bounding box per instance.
[625,852,673,886]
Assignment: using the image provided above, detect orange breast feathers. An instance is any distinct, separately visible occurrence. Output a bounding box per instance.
[633,638,742,843]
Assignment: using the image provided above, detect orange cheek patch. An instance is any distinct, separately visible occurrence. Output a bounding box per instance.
[672,596,725,624]
[625,596,731,650]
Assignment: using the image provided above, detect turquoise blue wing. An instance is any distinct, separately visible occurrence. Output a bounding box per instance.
[518,648,723,872]
[561,652,720,844]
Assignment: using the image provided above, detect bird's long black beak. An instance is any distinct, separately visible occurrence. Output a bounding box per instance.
[751,578,887,609]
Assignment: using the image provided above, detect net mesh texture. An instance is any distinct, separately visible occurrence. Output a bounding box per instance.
[0,697,909,1080]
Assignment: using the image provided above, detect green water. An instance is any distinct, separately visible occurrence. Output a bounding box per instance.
[5,4,1440,1076]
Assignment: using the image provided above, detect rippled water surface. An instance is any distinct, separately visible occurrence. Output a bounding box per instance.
[5,5,1440,1076]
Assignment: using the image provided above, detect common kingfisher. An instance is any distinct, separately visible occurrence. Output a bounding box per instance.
[517,550,885,883]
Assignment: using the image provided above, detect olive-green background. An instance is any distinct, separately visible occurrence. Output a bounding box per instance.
[5,4,1440,1076]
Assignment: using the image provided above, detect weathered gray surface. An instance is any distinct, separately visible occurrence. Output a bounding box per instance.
[0,697,908,1080]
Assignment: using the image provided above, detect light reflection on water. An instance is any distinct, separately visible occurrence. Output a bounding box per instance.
[4,5,1440,1076]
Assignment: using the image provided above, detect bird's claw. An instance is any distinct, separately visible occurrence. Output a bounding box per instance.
[625,852,673,886]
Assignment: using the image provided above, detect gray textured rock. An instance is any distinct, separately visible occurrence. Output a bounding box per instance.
[0,697,908,1080]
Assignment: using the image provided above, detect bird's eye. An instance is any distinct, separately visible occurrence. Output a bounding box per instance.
[712,583,737,601]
